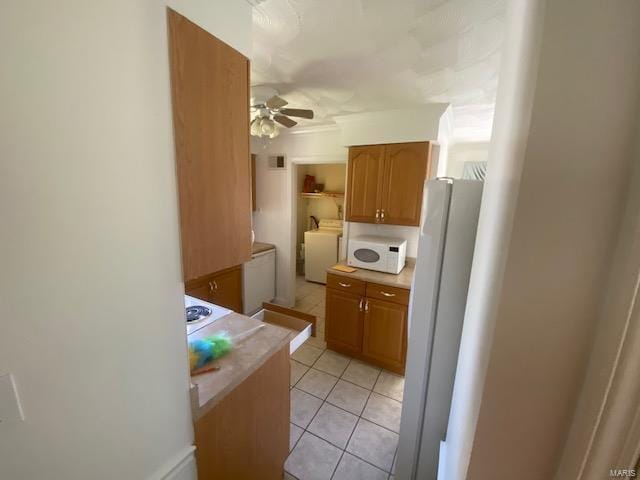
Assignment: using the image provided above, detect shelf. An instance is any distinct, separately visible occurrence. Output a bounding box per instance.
[300,192,344,199]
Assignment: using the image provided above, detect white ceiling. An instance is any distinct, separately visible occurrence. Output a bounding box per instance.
[249,0,506,140]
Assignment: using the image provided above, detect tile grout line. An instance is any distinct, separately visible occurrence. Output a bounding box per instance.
[286,346,348,478]
[290,362,403,434]
[317,356,353,480]
[300,428,392,477]
[294,355,403,403]
[288,334,402,477]
[327,356,363,480]
[290,391,400,439]
[289,391,399,474]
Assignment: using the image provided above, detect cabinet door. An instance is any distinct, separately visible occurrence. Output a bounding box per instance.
[345,145,385,223]
[362,297,407,373]
[186,283,214,304]
[208,266,243,313]
[325,288,364,356]
[380,142,430,226]
[185,266,243,313]
[168,10,252,282]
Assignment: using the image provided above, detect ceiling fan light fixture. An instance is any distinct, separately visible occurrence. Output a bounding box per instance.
[250,118,262,137]
[268,127,280,139]
[260,117,276,136]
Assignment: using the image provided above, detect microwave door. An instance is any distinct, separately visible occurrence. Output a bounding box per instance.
[353,247,381,265]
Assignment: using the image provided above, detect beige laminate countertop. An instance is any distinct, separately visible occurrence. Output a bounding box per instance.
[252,241,276,255]
[327,260,416,290]
[188,312,292,420]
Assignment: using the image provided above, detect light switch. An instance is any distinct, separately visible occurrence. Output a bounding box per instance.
[0,373,25,422]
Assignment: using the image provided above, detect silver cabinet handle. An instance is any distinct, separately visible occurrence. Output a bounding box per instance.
[213,281,218,291]
[359,298,364,311]
[364,299,369,312]
[380,291,396,297]
[381,209,385,222]
[338,282,351,288]
[209,281,214,293]
[375,209,380,222]
[209,281,218,292]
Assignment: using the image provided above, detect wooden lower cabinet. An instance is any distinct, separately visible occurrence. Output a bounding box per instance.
[194,345,289,480]
[325,288,363,356]
[325,273,408,374]
[185,265,243,312]
[362,298,407,373]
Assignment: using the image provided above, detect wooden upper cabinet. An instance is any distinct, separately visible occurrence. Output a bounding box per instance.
[345,145,384,223]
[168,9,252,282]
[381,142,430,226]
[345,142,430,226]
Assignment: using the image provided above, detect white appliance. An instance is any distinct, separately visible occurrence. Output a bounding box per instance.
[242,248,276,315]
[185,295,232,335]
[304,219,343,283]
[396,179,483,479]
[347,235,407,274]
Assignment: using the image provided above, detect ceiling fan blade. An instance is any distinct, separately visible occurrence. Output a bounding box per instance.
[279,108,314,119]
[265,95,288,109]
[274,114,297,128]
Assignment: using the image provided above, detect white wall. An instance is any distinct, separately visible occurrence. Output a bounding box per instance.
[445,142,490,178]
[443,0,640,479]
[252,128,347,305]
[0,1,250,479]
[554,114,640,480]
[167,0,252,57]
[334,105,449,146]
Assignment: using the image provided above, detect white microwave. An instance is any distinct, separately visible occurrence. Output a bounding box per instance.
[347,235,407,274]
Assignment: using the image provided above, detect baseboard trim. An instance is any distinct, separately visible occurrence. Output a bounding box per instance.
[148,445,197,480]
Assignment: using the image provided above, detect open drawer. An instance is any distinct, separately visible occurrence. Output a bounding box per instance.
[251,303,315,354]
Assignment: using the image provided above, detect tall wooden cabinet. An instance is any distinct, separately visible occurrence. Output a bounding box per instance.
[325,273,408,374]
[168,9,252,282]
[345,142,431,226]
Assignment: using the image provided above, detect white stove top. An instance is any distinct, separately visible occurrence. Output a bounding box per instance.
[185,295,232,335]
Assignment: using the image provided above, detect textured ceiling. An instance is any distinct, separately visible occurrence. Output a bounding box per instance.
[250,0,506,137]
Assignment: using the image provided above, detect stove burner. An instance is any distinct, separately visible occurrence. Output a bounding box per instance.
[186,305,212,323]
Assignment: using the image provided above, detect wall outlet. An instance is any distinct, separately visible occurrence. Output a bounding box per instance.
[0,373,25,422]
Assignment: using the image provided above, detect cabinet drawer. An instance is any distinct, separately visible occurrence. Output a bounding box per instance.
[253,303,313,354]
[365,283,410,305]
[327,273,366,295]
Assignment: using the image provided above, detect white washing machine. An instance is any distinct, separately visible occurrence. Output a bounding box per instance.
[304,219,343,284]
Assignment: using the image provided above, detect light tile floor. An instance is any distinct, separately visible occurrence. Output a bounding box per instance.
[288,276,404,480]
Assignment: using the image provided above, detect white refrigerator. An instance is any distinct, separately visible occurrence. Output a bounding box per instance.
[396,178,483,480]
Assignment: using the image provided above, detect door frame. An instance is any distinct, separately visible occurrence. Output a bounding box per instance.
[286,154,347,306]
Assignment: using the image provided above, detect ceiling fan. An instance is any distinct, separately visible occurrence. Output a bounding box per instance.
[250,95,314,138]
